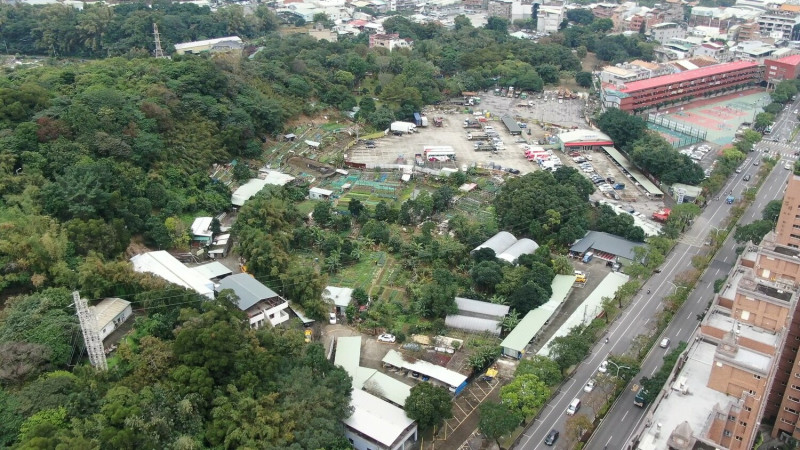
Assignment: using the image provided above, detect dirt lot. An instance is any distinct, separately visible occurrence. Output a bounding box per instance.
[480,90,590,130]
[348,113,537,175]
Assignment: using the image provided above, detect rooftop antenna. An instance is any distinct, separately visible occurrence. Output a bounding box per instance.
[153,23,165,59]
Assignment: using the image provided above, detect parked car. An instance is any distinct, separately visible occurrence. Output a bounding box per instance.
[378,333,396,343]
[584,379,596,393]
[304,329,312,343]
[329,312,337,324]
[743,174,751,181]
[598,360,608,373]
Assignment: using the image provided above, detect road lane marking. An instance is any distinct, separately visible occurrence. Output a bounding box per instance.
[621,411,629,423]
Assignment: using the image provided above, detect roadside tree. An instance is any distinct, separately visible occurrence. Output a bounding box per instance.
[404,383,453,431]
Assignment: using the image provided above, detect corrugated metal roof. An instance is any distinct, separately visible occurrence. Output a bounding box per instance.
[602,147,663,196]
[130,251,214,299]
[334,336,362,378]
[454,297,510,318]
[618,60,758,93]
[570,230,645,261]
[217,273,280,311]
[472,231,517,255]
[498,238,540,263]
[445,314,502,335]
[343,390,415,448]
[500,275,575,354]
[91,298,131,332]
[538,272,630,357]
[191,261,232,280]
[382,350,467,387]
[323,286,354,308]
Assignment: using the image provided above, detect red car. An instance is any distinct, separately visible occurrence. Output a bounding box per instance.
[568,151,581,157]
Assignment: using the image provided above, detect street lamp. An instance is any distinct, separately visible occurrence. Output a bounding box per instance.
[667,281,686,294]
[606,359,631,378]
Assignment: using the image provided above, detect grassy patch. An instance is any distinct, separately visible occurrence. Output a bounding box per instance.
[329,253,383,289]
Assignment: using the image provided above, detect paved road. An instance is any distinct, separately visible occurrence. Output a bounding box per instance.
[514,105,797,450]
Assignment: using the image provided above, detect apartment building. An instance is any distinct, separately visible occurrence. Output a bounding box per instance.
[764,54,800,83]
[601,60,762,112]
[487,0,512,20]
[650,22,686,43]
[775,173,800,249]
[632,175,800,449]
[757,11,800,41]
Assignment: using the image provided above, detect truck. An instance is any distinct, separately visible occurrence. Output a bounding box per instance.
[390,121,416,134]
[467,133,489,141]
[463,119,482,129]
[424,146,456,162]
[413,112,428,127]
[433,117,443,127]
[414,153,424,166]
[582,251,594,263]
[474,143,495,151]
[634,386,648,407]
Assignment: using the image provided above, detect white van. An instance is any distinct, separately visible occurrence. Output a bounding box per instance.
[566,398,581,415]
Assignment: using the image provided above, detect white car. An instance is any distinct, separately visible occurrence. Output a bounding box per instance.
[598,360,608,373]
[378,333,396,343]
[329,312,337,325]
[660,337,671,348]
[584,379,596,393]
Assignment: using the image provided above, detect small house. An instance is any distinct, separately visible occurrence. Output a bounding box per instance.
[323,286,354,314]
[309,187,334,200]
[217,274,290,328]
[190,217,214,245]
[91,298,133,341]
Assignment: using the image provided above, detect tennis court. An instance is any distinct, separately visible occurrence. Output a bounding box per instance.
[651,88,771,145]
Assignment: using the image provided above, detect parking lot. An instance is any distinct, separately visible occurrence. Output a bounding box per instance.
[480,89,590,130]
[348,113,538,175]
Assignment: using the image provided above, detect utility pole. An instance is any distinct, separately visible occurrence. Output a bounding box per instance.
[153,23,165,59]
[73,291,108,371]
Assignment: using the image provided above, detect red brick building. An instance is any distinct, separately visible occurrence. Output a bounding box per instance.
[602,60,762,113]
[764,55,800,84]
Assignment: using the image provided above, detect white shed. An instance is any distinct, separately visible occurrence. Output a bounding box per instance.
[309,187,334,200]
[91,298,133,341]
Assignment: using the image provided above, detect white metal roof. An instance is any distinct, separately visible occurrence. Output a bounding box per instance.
[445,314,502,335]
[454,297,510,318]
[334,336,362,379]
[472,231,517,255]
[91,298,131,332]
[130,251,214,299]
[498,238,539,264]
[231,173,296,206]
[361,370,411,407]
[231,179,270,207]
[557,129,612,144]
[174,36,243,51]
[382,350,467,387]
[310,187,334,196]
[323,286,354,308]
[191,217,213,237]
[190,261,232,280]
[343,390,415,448]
